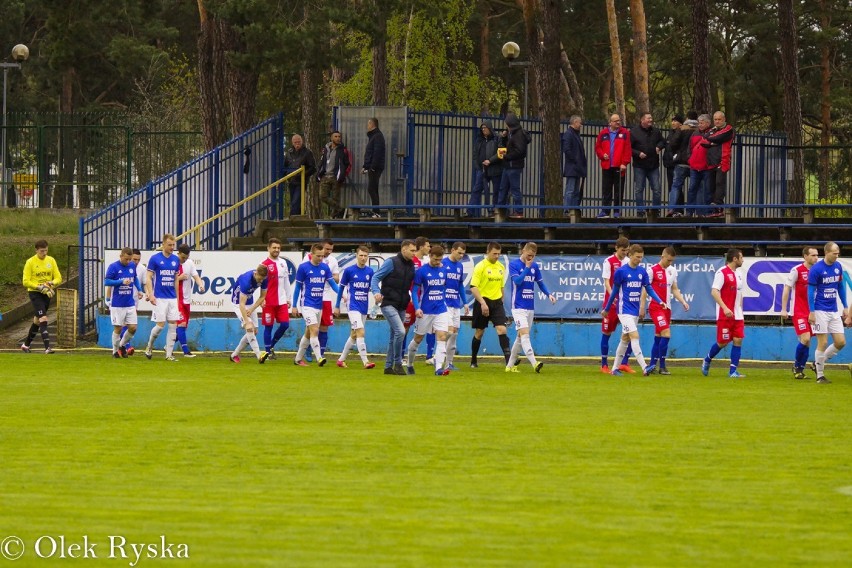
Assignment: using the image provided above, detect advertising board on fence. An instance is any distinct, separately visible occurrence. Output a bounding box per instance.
[104,250,852,321]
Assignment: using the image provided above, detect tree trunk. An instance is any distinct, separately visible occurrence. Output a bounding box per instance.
[479,2,492,115]
[197,0,229,151]
[778,0,804,205]
[605,0,626,120]
[629,0,649,118]
[691,0,712,114]
[523,0,562,217]
[599,67,613,118]
[372,43,388,105]
[55,69,76,209]
[818,0,833,200]
[300,68,323,219]
[220,20,258,137]
[558,42,583,115]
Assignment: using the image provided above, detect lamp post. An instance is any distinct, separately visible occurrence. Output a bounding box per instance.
[502,41,531,118]
[2,43,29,207]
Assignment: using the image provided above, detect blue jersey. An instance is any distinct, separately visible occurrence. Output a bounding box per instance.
[295,261,334,310]
[808,260,846,312]
[412,264,448,315]
[442,257,466,309]
[105,260,139,308]
[603,263,661,316]
[509,258,548,310]
[230,269,268,304]
[339,264,374,314]
[147,252,180,299]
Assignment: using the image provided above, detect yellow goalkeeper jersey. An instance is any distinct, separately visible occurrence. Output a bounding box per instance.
[23,254,62,292]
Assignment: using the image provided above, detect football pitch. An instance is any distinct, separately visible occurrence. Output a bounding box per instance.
[2,353,852,566]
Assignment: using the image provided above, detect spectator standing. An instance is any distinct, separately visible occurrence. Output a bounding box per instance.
[561,115,587,213]
[283,134,317,217]
[485,113,530,218]
[686,114,714,217]
[316,130,350,219]
[361,117,386,218]
[703,111,735,217]
[595,114,631,218]
[630,113,666,217]
[468,120,504,217]
[664,113,695,217]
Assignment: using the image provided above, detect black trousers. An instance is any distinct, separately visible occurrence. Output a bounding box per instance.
[601,168,625,215]
[367,170,382,206]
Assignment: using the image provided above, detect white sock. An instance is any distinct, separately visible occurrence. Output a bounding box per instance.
[112,331,120,353]
[825,343,840,361]
[247,331,260,357]
[339,337,355,362]
[506,337,522,367]
[435,340,447,370]
[521,334,537,366]
[630,337,647,369]
[165,323,177,357]
[119,330,134,347]
[296,335,310,361]
[233,334,249,358]
[613,339,629,368]
[356,337,369,364]
[446,332,457,365]
[406,340,419,367]
[815,349,826,375]
[309,336,322,360]
[147,325,162,350]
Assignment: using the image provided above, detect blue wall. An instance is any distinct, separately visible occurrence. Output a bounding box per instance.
[96,315,847,364]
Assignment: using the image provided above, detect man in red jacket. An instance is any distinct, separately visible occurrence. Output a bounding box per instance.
[595,114,632,218]
[704,111,735,218]
[687,114,714,217]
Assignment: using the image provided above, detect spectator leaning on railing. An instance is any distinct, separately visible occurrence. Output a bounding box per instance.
[703,111,735,218]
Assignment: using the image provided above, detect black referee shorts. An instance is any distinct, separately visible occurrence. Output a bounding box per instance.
[29,291,52,318]
[471,297,508,329]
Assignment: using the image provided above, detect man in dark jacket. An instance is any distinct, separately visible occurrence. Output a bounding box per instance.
[361,117,386,217]
[687,114,714,217]
[467,120,504,217]
[316,130,350,219]
[561,115,587,211]
[370,240,418,375]
[630,112,666,217]
[484,112,531,218]
[664,113,694,217]
[283,134,317,217]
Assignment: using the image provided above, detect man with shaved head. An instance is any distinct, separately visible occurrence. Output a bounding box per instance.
[284,133,317,217]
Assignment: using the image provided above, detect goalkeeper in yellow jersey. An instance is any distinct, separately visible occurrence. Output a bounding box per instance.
[21,239,62,353]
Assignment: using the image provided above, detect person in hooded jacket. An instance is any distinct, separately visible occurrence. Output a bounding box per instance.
[467,120,505,217]
[484,112,531,218]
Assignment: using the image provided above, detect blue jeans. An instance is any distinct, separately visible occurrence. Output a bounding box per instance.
[633,167,661,212]
[380,304,406,368]
[467,171,500,216]
[688,169,710,216]
[497,168,523,216]
[668,165,689,210]
[563,177,582,208]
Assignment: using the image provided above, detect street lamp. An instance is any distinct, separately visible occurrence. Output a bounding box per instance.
[2,43,29,207]
[502,41,531,118]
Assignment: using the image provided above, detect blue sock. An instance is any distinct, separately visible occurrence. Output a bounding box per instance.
[264,326,274,351]
[622,343,633,366]
[426,333,436,359]
[176,326,189,354]
[650,336,661,366]
[318,331,328,357]
[795,343,808,368]
[706,343,722,362]
[730,345,742,372]
[601,334,610,367]
[659,337,670,368]
[272,323,289,349]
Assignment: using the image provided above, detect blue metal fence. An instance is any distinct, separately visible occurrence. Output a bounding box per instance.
[77,113,285,333]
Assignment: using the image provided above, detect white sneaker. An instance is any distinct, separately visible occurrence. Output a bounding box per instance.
[425,358,435,365]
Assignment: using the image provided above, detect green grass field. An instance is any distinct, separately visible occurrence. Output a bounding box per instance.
[2,353,851,566]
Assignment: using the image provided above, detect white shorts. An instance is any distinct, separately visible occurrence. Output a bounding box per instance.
[348,310,366,330]
[302,306,321,327]
[415,312,450,336]
[617,313,639,334]
[812,310,844,335]
[512,308,535,330]
[110,306,138,326]
[446,307,461,329]
[151,298,180,323]
[232,303,259,328]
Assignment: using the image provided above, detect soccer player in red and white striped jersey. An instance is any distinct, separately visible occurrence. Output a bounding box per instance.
[640,247,690,374]
[261,238,292,358]
[780,246,818,379]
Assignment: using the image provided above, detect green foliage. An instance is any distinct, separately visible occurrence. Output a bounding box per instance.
[2,356,852,565]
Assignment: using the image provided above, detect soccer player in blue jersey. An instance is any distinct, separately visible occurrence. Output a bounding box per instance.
[292,243,340,367]
[602,244,668,376]
[104,247,144,358]
[406,245,452,376]
[229,264,270,364]
[442,242,469,371]
[334,245,376,369]
[144,234,182,361]
[808,241,851,384]
[506,242,556,373]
